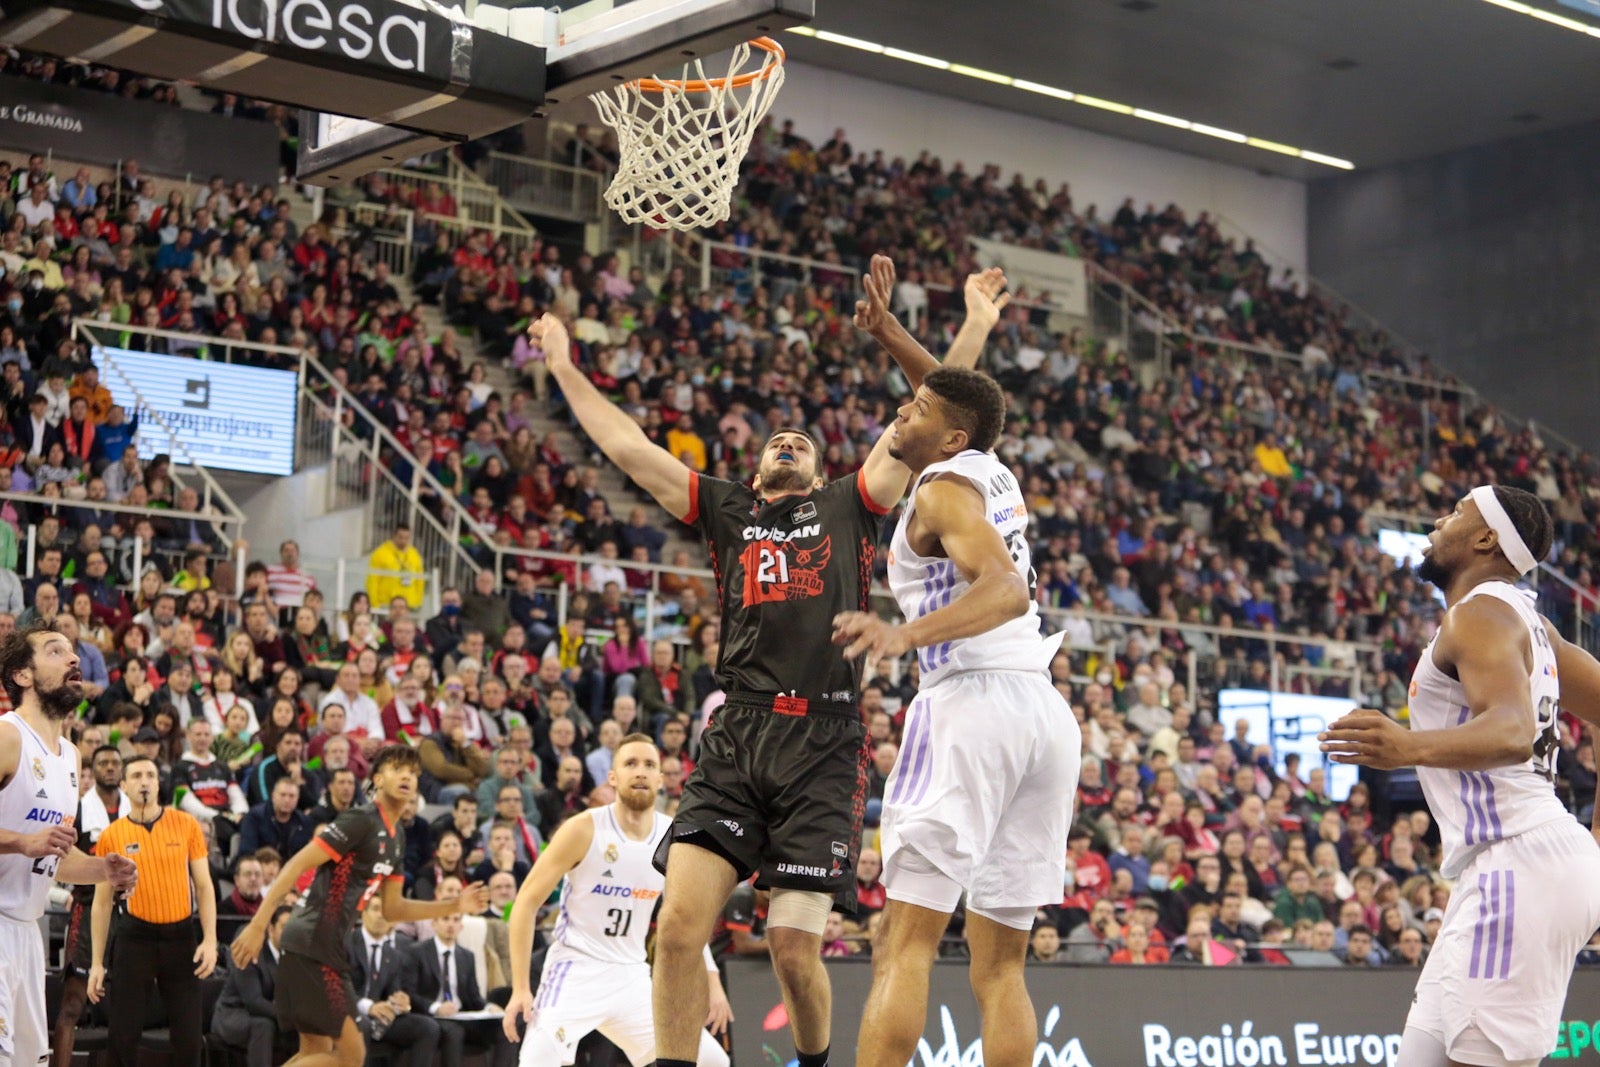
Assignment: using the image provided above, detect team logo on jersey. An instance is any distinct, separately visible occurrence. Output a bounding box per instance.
[555,1028,566,1043]
[791,502,818,524]
[30,757,44,781]
[740,535,832,605]
[0,1015,8,1037]
[604,843,619,863]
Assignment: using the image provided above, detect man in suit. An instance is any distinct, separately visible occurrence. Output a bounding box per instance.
[399,911,512,1067]
[347,897,441,1067]
[210,906,296,1067]
[16,390,62,471]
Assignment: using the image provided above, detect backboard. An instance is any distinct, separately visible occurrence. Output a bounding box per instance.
[298,0,813,182]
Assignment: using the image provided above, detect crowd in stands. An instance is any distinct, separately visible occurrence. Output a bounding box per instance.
[0,72,1597,993]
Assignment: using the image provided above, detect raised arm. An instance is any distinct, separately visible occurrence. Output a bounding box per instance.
[529,314,692,520]
[855,256,1010,393]
[833,476,1028,659]
[1320,597,1535,771]
[502,812,594,1040]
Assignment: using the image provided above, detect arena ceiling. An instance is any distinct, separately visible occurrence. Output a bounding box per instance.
[780,0,1600,179]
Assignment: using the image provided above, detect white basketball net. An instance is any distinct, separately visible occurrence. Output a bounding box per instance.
[590,40,785,232]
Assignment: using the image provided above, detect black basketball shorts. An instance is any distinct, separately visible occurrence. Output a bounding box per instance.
[276,951,357,1038]
[654,694,871,906]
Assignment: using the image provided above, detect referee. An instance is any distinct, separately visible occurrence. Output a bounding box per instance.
[88,754,219,1067]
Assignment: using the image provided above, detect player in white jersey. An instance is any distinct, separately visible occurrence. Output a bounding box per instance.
[833,256,1080,1067]
[1321,486,1600,1067]
[503,734,731,1067]
[0,623,136,1067]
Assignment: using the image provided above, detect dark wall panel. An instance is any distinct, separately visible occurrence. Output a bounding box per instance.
[1308,120,1600,452]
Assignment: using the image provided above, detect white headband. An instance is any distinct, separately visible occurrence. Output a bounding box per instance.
[1470,485,1537,576]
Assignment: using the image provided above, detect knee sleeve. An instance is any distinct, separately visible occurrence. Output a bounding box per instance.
[766,889,833,935]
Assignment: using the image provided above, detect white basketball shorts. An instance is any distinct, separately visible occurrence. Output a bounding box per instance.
[0,916,47,1067]
[1406,817,1600,1066]
[521,954,726,1067]
[880,669,1080,926]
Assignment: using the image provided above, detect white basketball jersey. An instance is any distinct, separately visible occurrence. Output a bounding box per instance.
[1408,581,1571,878]
[0,714,78,922]
[889,450,1062,686]
[545,806,670,966]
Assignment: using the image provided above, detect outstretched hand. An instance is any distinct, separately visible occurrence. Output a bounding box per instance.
[528,314,572,374]
[832,611,910,661]
[1318,709,1416,769]
[964,266,1011,330]
[853,254,898,335]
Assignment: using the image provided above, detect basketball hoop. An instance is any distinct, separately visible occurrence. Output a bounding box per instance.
[589,37,786,232]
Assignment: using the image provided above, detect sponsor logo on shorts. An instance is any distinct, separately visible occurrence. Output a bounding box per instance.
[589,884,660,900]
[831,841,848,858]
[717,820,744,837]
[775,862,827,878]
[604,843,619,863]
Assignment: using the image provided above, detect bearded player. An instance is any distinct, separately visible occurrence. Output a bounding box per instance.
[1321,485,1600,1067]
[527,266,1007,1067]
[503,734,730,1066]
[0,623,137,1067]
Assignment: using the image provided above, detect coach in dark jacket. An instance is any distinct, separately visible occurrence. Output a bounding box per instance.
[210,906,295,1067]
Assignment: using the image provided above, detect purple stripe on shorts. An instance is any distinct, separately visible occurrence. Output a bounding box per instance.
[1500,870,1516,980]
[549,961,573,1006]
[888,700,921,804]
[892,699,927,805]
[908,713,937,806]
[904,701,936,805]
[1469,872,1488,979]
[1457,704,1472,726]
[1460,773,1478,845]
[1482,870,1501,980]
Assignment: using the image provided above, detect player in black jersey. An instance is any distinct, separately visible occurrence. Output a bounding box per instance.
[231,745,488,1067]
[530,295,999,1067]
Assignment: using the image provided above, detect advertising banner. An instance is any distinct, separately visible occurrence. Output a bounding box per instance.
[726,959,1600,1066]
[94,345,297,476]
[0,78,279,185]
[968,237,1089,318]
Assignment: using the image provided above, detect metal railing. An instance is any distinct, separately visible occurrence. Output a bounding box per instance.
[0,491,247,605]
[371,156,540,255]
[320,201,417,279]
[689,238,862,311]
[480,151,607,224]
[68,320,249,526]
[297,355,481,591]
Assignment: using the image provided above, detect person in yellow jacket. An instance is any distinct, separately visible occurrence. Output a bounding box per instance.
[366,523,426,610]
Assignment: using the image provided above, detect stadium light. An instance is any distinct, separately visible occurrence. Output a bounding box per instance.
[787,25,1356,170]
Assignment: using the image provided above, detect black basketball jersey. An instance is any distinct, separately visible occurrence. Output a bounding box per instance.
[280,803,405,970]
[688,469,888,704]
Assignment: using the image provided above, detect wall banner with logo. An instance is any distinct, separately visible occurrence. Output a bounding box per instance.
[726,959,1600,1066]
[0,78,279,185]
